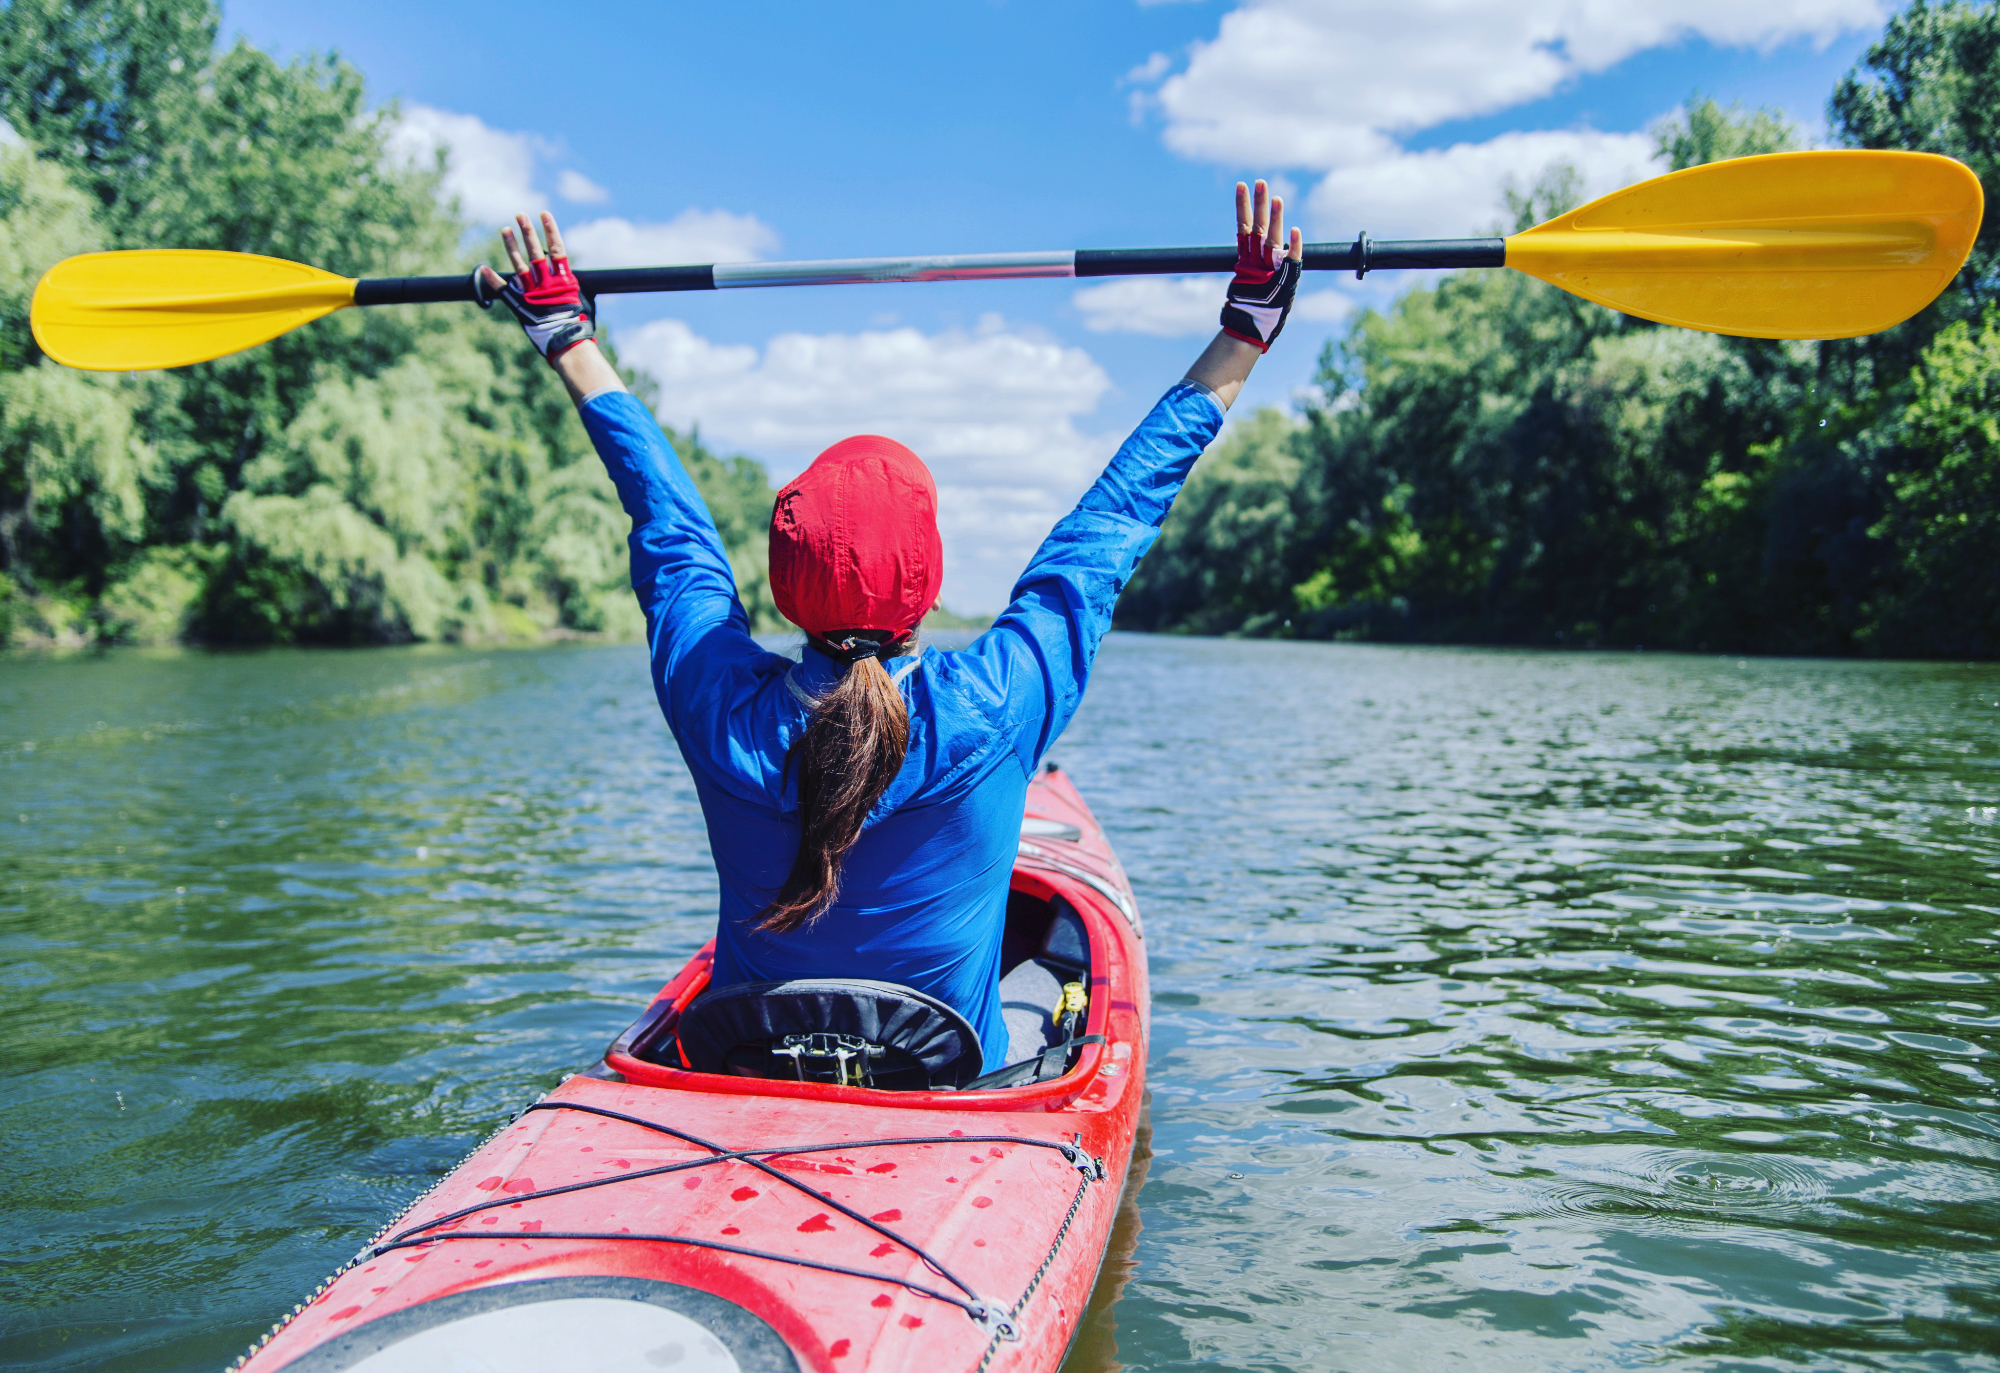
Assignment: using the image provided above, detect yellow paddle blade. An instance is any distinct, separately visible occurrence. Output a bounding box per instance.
[30,249,357,371]
[1504,150,1984,340]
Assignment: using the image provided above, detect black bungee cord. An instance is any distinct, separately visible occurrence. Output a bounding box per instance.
[370,1099,1105,1336]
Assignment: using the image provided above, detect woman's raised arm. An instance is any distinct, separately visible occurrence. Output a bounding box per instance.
[483,210,757,721]
[962,176,1305,771]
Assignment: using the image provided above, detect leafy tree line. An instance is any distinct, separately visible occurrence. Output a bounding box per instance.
[1121,0,2000,658]
[0,0,782,648]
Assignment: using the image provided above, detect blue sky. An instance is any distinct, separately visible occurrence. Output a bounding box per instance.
[225,0,1890,612]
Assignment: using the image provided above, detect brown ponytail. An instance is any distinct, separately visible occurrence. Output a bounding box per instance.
[756,636,914,933]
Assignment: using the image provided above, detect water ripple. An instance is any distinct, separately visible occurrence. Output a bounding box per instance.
[1514,1148,1834,1231]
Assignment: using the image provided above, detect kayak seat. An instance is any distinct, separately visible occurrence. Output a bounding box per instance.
[998,896,1093,1065]
[971,896,1099,1089]
[675,978,984,1091]
[1000,957,1065,1065]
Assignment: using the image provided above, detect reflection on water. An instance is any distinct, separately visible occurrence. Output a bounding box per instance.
[1067,1102,1154,1372]
[1,638,1996,1371]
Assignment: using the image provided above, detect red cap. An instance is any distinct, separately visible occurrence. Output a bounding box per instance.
[769,435,943,638]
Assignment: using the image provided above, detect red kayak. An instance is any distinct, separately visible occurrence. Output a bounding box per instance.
[235,764,1147,1372]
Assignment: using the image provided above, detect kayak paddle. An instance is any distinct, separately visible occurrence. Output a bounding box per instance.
[30,150,1983,372]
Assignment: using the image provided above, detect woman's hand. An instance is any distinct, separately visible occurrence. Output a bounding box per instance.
[478,211,624,404]
[1221,179,1305,351]
[1185,178,1301,410]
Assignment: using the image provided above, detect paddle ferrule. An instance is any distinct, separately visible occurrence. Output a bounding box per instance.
[713,251,1076,288]
[1335,237,1507,272]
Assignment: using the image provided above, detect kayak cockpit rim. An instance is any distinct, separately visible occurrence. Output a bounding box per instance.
[602,866,1124,1109]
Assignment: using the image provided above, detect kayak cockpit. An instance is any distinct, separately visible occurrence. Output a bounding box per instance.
[608,880,1101,1094]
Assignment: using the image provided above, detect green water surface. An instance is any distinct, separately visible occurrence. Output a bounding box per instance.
[2,638,1997,1371]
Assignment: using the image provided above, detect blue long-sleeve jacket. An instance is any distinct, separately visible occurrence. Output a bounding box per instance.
[581,381,1224,1071]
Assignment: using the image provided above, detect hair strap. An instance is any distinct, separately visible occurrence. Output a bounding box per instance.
[811,630,897,665]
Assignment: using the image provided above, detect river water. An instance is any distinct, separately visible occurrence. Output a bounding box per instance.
[3,636,1998,1371]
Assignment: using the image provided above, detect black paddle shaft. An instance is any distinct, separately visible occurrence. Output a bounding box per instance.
[1075,238,1505,277]
[350,237,1507,305]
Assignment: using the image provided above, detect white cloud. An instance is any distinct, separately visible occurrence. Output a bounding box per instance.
[1080,274,1360,336]
[1122,51,1172,85]
[564,210,780,268]
[556,168,611,205]
[1144,0,1877,239]
[385,106,779,272]
[1291,288,1354,323]
[1151,0,1883,170]
[1311,128,1661,238]
[617,315,1117,611]
[386,104,546,225]
[1075,276,1220,335]
[1073,274,1352,335]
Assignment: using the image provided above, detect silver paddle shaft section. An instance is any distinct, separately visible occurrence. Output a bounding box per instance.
[713,250,1076,288]
[351,239,1506,305]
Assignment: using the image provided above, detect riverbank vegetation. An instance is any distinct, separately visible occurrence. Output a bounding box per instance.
[5,0,1995,657]
[0,0,782,648]
[1121,0,2000,658]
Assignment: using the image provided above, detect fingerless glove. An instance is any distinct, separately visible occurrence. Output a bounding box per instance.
[1219,231,1301,352]
[478,254,596,361]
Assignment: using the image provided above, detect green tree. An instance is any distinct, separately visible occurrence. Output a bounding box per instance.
[0,139,158,641]
[1275,257,1798,647]
[0,364,155,629]
[1120,408,1303,635]
[0,138,104,368]
[1120,151,1819,652]
[1653,93,1799,171]
[0,0,784,648]
[0,0,214,222]
[1501,161,1584,232]
[1862,306,2000,653]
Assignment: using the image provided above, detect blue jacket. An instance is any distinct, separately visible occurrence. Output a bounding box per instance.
[581,381,1224,1071]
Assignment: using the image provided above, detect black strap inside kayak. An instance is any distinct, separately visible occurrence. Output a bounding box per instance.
[370,1100,1106,1335]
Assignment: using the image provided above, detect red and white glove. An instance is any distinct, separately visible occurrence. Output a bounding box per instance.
[1220,227,1301,352]
[477,216,596,361]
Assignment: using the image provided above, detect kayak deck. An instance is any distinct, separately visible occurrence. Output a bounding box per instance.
[234,765,1147,1373]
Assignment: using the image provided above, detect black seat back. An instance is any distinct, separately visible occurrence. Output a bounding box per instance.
[675,978,985,1091]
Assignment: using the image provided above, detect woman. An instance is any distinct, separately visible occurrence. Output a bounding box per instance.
[478,182,1302,1074]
